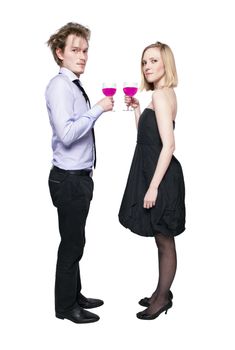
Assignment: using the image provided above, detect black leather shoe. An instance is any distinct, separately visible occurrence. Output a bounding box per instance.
[137,300,173,320]
[56,306,99,323]
[78,293,104,309]
[139,290,173,307]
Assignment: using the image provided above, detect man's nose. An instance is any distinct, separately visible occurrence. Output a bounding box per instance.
[78,52,86,60]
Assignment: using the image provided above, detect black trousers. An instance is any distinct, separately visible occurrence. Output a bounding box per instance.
[48,167,93,312]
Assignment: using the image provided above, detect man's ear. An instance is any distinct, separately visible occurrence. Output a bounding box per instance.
[56,48,64,61]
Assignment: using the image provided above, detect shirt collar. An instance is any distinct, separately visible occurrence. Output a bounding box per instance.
[59,67,82,84]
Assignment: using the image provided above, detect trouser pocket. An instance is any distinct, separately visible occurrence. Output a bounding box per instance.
[48,169,68,207]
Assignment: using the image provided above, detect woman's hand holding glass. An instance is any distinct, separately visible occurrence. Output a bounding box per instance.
[124,95,140,111]
[123,82,138,111]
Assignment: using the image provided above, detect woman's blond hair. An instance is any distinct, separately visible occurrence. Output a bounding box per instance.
[140,42,178,90]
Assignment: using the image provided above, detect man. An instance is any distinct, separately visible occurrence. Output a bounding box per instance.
[46,22,113,324]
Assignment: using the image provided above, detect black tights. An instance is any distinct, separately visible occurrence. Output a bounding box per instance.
[147,233,177,313]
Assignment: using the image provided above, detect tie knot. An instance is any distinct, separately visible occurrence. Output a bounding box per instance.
[73,79,81,86]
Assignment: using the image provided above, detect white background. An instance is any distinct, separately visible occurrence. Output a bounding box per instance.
[1,0,235,348]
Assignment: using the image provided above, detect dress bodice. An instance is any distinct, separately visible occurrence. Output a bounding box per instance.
[137,108,175,146]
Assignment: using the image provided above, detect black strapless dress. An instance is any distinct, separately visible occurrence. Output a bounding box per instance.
[118,108,186,237]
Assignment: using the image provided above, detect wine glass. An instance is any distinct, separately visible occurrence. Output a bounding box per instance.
[102,82,117,111]
[123,82,138,111]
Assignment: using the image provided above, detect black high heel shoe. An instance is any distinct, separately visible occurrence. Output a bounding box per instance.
[139,290,173,307]
[136,300,173,320]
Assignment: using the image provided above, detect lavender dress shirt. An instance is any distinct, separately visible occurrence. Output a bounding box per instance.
[45,67,103,170]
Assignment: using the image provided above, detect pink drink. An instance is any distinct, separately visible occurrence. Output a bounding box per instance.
[123,87,138,97]
[102,88,117,96]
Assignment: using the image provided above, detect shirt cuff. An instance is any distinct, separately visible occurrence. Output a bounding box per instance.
[88,104,104,120]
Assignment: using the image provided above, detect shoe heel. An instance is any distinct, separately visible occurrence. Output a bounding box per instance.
[56,313,64,320]
[165,304,172,315]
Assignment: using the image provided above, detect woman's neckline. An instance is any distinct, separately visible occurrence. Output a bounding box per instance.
[145,108,175,123]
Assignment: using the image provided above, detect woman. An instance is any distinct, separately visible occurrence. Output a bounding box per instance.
[118,42,186,320]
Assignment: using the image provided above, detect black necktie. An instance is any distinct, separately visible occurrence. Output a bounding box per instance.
[73,79,90,106]
[73,79,96,168]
